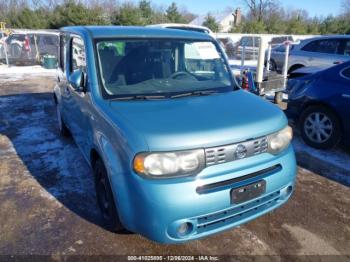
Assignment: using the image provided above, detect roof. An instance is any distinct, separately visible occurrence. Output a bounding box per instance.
[61,26,212,40]
[190,11,233,26]
[301,35,350,42]
[11,29,59,35]
[148,24,213,32]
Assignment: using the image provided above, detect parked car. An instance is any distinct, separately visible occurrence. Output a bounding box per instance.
[54,26,296,243]
[234,36,261,60]
[5,30,59,64]
[285,61,350,149]
[265,43,295,72]
[269,36,294,47]
[217,37,236,59]
[286,35,350,73]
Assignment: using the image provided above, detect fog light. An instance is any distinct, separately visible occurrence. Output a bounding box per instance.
[177,222,193,236]
[287,186,293,195]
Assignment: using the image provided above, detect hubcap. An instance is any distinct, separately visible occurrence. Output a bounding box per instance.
[56,104,62,131]
[304,112,333,143]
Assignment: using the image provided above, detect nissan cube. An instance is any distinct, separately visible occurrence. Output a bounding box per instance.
[54,26,297,243]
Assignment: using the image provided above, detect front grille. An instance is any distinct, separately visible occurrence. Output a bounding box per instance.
[253,137,268,154]
[196,190,281,233]
[205,136,268,166]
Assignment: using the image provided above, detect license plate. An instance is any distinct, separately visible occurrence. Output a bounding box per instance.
[231,180,266,204]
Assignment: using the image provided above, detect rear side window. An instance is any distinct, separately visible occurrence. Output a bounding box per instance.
[302,39,341,54]
[240,37,260,47]
[343,41,350,56]
[11,34,26,41]
[71,37,86,72]
[41,35,57,45]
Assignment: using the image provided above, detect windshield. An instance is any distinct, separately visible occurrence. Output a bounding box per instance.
[96,38,234,98]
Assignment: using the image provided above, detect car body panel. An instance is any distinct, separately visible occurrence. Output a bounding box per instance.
[108,91,287,151]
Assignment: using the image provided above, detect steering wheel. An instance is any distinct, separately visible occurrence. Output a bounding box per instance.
[169,71,196,80]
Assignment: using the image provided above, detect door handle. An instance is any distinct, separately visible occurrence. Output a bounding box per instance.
[342,94,350,99]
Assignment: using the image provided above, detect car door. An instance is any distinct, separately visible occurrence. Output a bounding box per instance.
[66,35,91,157]
[337,66,350,134]
[301,38,344,67]
[337,39,350,63]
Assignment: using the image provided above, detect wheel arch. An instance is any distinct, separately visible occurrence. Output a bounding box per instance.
[288,64,305,74]
[90,147,102,169]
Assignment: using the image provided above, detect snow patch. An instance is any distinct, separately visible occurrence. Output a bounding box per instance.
[293,137,350,172]
[0,65,57,82]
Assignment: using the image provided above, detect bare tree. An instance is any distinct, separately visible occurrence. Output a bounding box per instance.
[243,0,275,21]
[342,0,350,15]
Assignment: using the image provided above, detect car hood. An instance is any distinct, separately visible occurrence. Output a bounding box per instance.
[108,90,287,151]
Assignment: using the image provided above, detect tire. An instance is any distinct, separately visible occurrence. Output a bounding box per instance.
[94,159,125,232]
[299,105,342,149]
[269,59,277,71]
[274,91,283,105]
[55,102,70,137]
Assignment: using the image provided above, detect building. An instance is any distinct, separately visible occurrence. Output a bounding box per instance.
[190,8,241,33]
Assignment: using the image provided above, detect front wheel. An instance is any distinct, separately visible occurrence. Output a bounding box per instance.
[56,102,70,137]
[94,159,125,232]
[299,106,341,149]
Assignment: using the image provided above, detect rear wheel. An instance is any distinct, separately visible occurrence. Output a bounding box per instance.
[269,59,277,71]
[299,106,341,149]
[94,159,125,232]
[274,91,283,105]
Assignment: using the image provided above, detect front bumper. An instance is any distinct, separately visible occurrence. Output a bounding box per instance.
[112,145,297,243]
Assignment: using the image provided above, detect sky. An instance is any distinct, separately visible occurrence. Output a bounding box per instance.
[150,0,343,17]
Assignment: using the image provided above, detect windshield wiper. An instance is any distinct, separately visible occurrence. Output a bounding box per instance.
[111,95,167,101]
[170,90,219,99]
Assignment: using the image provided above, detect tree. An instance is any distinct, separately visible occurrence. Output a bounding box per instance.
[202,14,220,32]
[243,0,275,22]
[111,2,143,26]
[342,0,350,15]
[241,20,266,33]
[166,2,185,23]
[8,7,50,29]
[50,0,107,28]
[138,0,168,24]
[139,0,152,19]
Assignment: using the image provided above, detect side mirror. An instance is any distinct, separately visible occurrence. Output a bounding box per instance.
[69,69,86,92]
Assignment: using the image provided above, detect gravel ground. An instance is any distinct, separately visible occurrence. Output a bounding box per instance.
[0,76,349,259]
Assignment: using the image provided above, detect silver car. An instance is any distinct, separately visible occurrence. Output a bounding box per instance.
[266,44,295,72]
[287,35,350,73]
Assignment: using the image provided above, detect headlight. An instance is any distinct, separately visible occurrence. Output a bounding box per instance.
[267,126,293,155]
[133,149,205,178]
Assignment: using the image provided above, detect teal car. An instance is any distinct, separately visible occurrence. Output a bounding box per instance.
[54,26,296,243]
